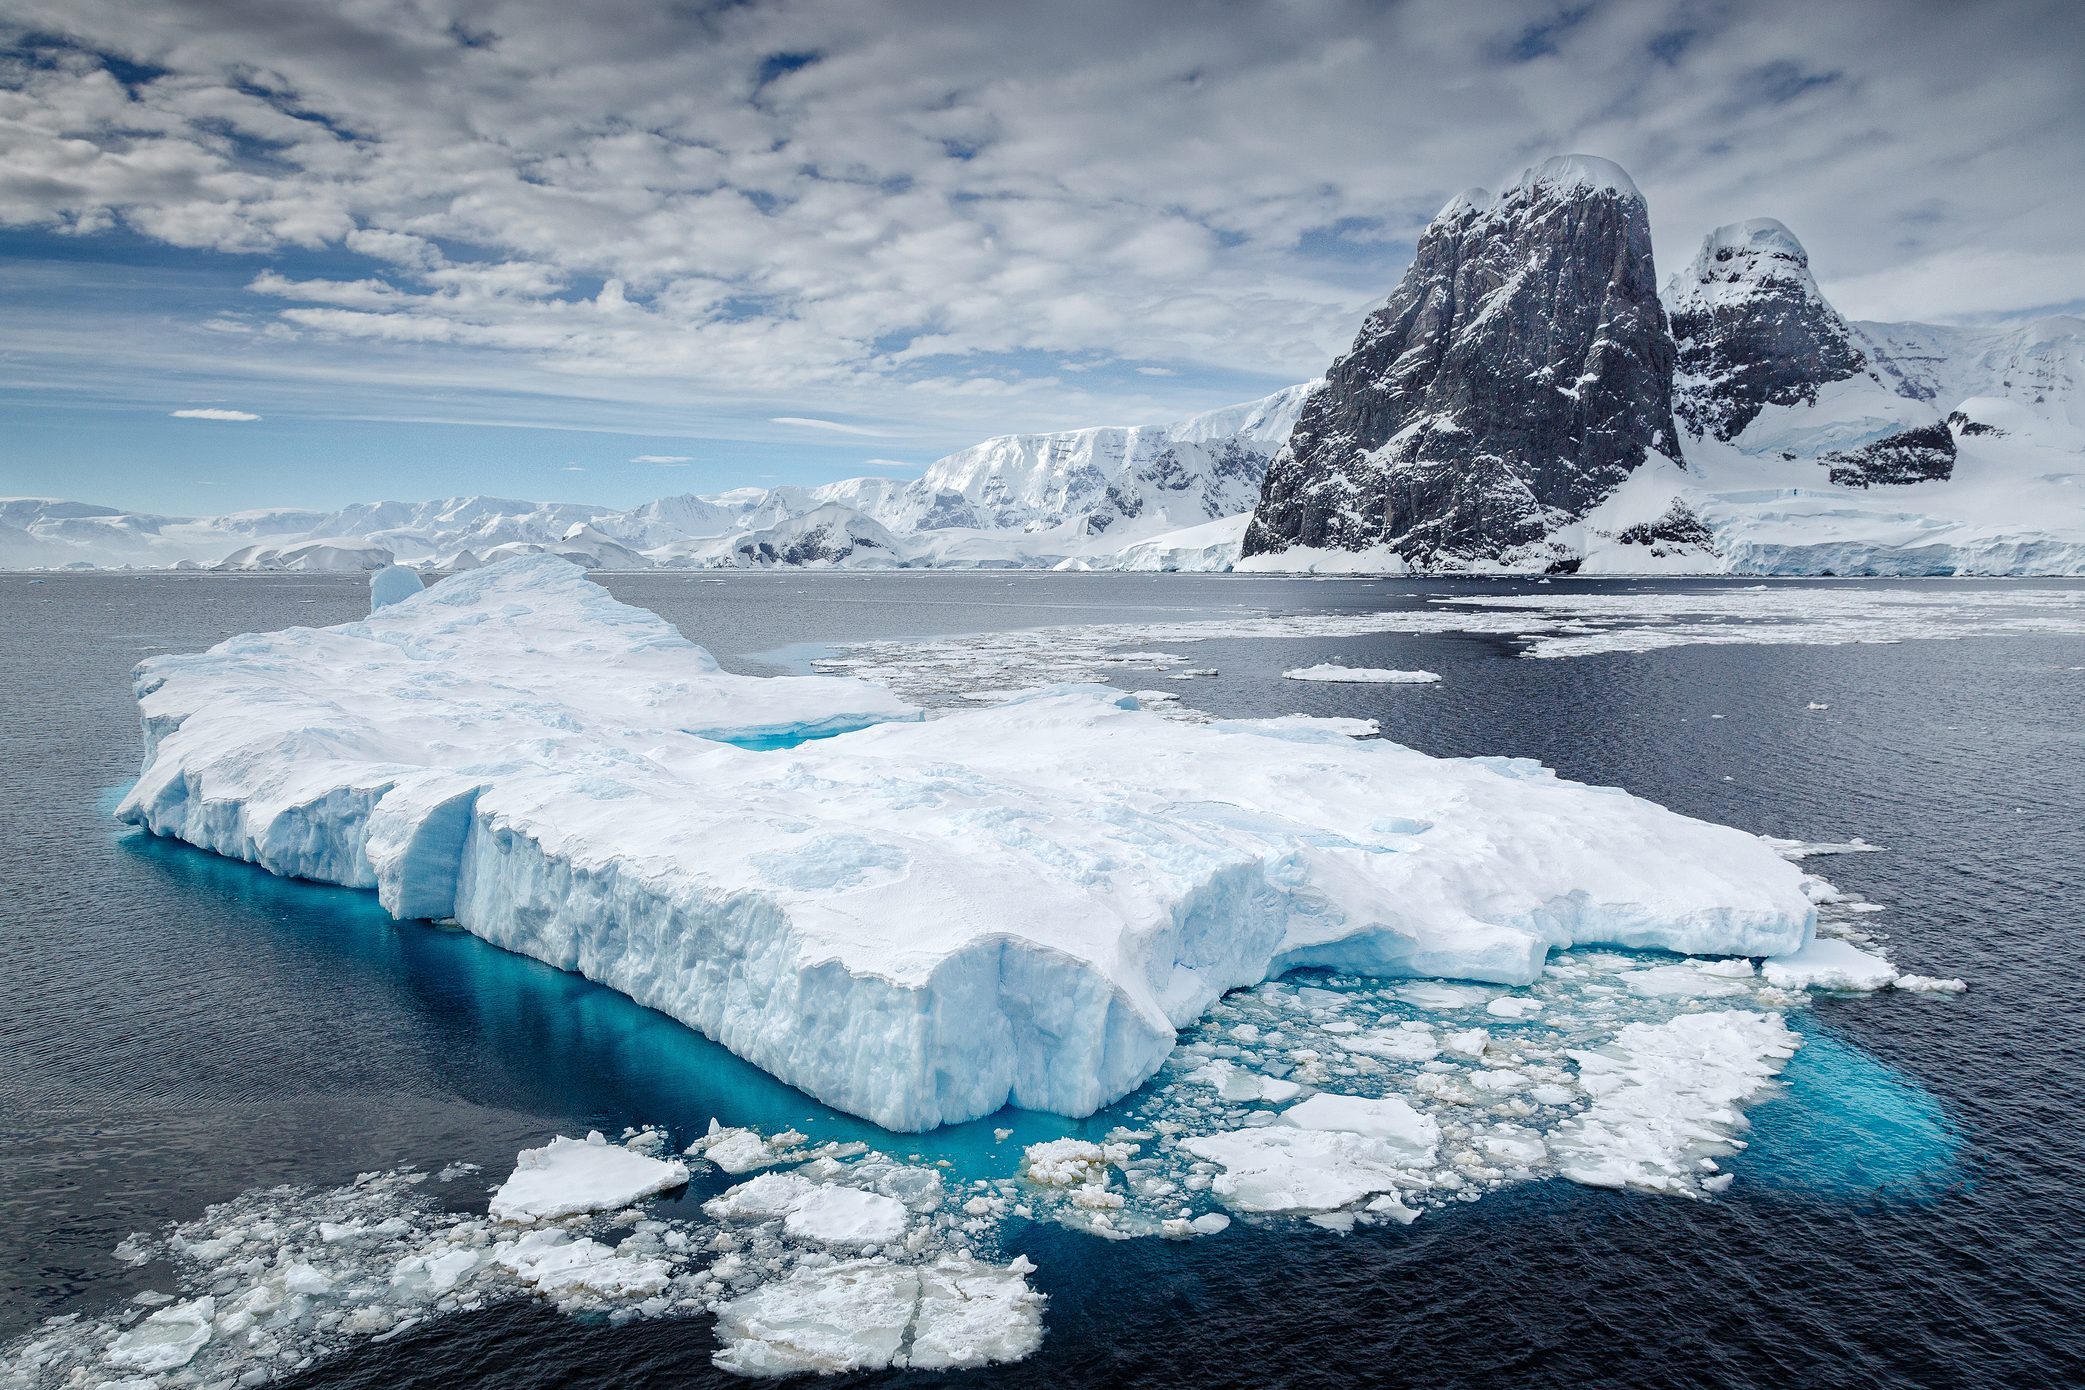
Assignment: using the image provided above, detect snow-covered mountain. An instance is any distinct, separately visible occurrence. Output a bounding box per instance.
[0,385,1316,573]
[10,156,2085,577]
[1239,155,2085,576]
[1244,156,1682,571]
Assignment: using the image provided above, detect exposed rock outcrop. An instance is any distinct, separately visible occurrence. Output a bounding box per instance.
[1243,156,1681,568]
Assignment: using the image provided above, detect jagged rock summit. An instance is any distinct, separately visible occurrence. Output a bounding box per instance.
[1665,218,1868,441]
[1243,155,1682,570]
[1666,218,1954,489]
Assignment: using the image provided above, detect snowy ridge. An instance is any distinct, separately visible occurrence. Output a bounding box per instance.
[118,556,1821,1131]
[0,385,1315,575]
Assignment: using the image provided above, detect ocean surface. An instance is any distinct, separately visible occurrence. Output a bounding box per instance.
[4,570,2084,1386]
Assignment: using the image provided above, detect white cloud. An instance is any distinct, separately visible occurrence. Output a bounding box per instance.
[0,0,2078,447]
[630,454,692,464]
[1134,366,1177,377]
[769,416,890,437]
[170,407,260,420]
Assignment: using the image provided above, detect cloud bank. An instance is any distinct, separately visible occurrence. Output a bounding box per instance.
[1,0,2080,445]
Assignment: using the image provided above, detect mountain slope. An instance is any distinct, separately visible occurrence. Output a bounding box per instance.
[1244,156,1682,570]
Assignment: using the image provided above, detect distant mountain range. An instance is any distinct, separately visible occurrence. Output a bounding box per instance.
[8,156,2082,576]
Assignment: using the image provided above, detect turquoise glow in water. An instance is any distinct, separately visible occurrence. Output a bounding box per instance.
[1731,1023,1964,1200]
[102,780,1961,1211]
[111,791,1083,1186]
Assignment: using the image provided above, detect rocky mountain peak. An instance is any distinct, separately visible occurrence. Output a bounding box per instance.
[1665,217,1871,442]
[1243,154,1679,569]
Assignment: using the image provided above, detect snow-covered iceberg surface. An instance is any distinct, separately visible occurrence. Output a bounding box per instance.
[119,555,1819,1131]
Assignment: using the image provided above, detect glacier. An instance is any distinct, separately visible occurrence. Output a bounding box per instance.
[117,554,1823,1131]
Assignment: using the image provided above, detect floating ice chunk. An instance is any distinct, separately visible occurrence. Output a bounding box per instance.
[704,1171,817,1222]
[1762,938,1898,991]
[1191,1059,1303,1103]
[1366,1192,1422,1224]
[782,1185,909,1248]
[711,1256,1042,1375]
[1485,995,1543,1018]
[1342,1029,1440,1062]
[1280,1094,1441,1163]
[693,1124,799,1175]
[1552,1010,1799,1195]
[493,1229,672,1300]
[1219,714,1381,739]
[488,1132,689,1222]
[119,556,1817,1130]
[1443,1027,1490,1058]
[104,1296,214,1371]
[1894,974,1968,994]
[1395,983,1496,1011]
[390,1246,480,1294]
[1180,1127,1423,1213]
[1622,964,1751,998]
[1021,1139,1133,1187]
[1282,664,1442,683]
[368,564,424,611]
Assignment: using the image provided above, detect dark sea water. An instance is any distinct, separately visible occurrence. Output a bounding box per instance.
[4,570,2084,1387]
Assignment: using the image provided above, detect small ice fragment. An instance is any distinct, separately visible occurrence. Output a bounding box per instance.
[704,1171,818,1222]
[1893,974,1967,994]
[1443,1027,1489,1058]
[1280,1094,1440,1163]
[781,1186,909,1248]
[488,1133,688,1223]
[1395,983,1495,1011]
[1761,938,1898,992]
[1621,964,1748,998]
[105,1296,214,1372]
[1282,665,1441,684]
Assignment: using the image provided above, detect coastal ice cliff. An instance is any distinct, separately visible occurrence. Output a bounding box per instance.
[117,555,1820,1130]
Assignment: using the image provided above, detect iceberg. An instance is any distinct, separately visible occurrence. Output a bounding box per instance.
[119,555,1818,1131]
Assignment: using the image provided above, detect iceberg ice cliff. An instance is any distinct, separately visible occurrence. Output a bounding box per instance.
[118,555,1818,1130]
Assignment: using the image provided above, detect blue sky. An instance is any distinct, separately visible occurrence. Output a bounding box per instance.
[2,0,2080,515]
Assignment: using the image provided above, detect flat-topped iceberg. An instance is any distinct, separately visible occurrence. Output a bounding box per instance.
[118,556,1817,1130]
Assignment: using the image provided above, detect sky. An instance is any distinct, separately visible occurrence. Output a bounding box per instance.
[2,0,2081,515]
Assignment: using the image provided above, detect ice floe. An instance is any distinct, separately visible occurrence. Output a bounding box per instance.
[1281,664,1442,683]
[488,1131,689,1221]
[118,556,1822,1132]
[814,583,2085,704]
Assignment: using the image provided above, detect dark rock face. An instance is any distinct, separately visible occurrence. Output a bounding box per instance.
[1243,156,1681,568]
[1667,220,1868,441]
[1947,409,2006,437]
[1822,422,1956,488]
[1615,499,1716,555]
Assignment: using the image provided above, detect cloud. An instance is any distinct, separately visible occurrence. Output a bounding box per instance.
[769,416,890,437]
[630,454,692,464]
[1134,366,1177,377]
[170,407,260,420]
[561,464,585,471]
[0,0,2080,452]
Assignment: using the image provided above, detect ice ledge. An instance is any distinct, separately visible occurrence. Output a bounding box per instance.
[118,557,1818,1131]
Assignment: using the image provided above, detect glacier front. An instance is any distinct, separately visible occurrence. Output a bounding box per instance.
[117,555,1818,1131]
